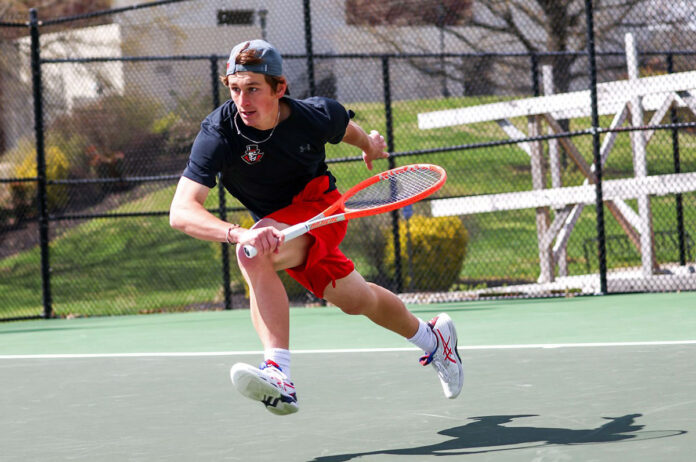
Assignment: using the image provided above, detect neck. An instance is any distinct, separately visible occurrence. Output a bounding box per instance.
[234,106,281,144]
[278,98,290,123]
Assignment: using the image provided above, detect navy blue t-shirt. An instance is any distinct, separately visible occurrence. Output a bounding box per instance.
[182,96,350,218]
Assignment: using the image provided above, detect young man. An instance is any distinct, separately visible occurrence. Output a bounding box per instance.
[170,40,463,415]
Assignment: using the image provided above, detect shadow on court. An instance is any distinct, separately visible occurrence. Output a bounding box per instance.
[312,414,687,461]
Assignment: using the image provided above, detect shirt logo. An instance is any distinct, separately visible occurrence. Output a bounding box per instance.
[299,144,312,153]
[241,144,264,165]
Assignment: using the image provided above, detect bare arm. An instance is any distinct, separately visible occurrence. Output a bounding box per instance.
[342,120,389,170]
[169,176,236,242]
[169,177,283,254]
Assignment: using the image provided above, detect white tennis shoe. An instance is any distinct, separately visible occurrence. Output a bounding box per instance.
[419,313,464,399]
[230,360,299,415]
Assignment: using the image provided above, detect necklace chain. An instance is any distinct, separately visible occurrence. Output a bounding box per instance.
[234,108,280,144]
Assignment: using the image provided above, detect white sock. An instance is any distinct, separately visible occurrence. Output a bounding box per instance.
[265,348,291,379]
[407,319,437,353]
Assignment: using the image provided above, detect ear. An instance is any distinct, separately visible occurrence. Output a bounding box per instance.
[275,79,288,98]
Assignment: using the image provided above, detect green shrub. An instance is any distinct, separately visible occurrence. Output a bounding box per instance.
[10,145,70,219]
[156,90,217,164]
[50,94,165,179]
[151,111,180,135]
[0,184,11,229]
[384,215,468,291]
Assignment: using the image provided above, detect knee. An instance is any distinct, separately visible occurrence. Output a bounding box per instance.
[338,301,364,316]
[235,244,252,269]
[235,243,272,278]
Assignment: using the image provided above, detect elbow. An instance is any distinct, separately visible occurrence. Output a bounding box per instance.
[169,207,184,231]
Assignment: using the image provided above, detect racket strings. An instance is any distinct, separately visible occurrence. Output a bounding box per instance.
[345,167,443,210]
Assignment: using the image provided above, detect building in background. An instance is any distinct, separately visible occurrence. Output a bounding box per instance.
[1,0,694,154]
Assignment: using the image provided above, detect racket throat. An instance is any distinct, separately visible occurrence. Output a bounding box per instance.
[283,221,314,241]
[282,213,346,242]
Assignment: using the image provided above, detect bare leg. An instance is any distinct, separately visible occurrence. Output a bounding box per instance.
[237,252,290,349]
[235,218,311,350]
[323,270,419,338]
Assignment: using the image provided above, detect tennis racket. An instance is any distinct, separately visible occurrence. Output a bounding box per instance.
[243,163,446,258]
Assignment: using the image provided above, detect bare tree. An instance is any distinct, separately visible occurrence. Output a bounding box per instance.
[0,1,111,152]
[460,0,650,93]
[350,0,687,96]
[346,0,472,26]
[1,0,111,27]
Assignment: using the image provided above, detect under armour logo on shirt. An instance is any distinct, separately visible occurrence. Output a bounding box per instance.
[299,144,312,153]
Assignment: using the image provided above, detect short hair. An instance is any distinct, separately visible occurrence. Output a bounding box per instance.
[219,47,290,95]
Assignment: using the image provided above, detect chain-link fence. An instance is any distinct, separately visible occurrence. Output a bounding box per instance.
[1,0,695,320]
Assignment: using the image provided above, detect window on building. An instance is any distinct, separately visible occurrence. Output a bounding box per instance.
[217,9,255,26]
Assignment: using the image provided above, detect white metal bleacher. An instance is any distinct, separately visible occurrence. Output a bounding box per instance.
[418,34,696,292]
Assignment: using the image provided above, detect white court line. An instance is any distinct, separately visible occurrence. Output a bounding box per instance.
[1,340,695,359]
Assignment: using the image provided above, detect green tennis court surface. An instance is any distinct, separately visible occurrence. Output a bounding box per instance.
[1,292,695,461]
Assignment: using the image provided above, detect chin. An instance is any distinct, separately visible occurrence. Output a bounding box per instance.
[240,115,255,126]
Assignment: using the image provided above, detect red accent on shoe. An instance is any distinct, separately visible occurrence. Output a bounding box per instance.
[435,328,457,364]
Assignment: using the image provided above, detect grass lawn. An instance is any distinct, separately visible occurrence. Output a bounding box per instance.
[2,95,695,318]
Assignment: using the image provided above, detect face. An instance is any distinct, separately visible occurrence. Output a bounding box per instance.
[227,72,284,130]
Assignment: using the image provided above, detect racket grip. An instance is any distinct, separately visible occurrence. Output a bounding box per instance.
[242,222,308,259]
[243,245,258,258]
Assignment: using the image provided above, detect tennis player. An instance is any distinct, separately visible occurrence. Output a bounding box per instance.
[170,39,463,415]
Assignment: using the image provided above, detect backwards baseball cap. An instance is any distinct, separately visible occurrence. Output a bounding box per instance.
[226,39,283,77]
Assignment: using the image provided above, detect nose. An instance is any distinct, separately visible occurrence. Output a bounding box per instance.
[238,90,252,107]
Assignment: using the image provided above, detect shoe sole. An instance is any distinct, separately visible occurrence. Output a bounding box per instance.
[230,363,298,415]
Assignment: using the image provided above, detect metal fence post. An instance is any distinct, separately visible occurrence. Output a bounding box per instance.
[211,55,233,310]
[530,52,540,97]
[303,0,316,96]
[666,53,686,266]
[381,55,403,293]
[29,9,53,318]
[584,0,608,294]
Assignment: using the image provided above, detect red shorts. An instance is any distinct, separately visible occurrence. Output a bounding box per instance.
[266,175,355,299]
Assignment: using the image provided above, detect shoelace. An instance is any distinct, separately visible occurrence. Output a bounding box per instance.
[419,326,457,367]
[260,361,296,395]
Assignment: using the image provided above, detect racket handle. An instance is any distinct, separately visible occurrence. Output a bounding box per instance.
[243,245,258,258]
[242,222,309,259]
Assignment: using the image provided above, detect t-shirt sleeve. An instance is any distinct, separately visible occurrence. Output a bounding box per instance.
[182,121,226,188]
[322,98,351,145]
